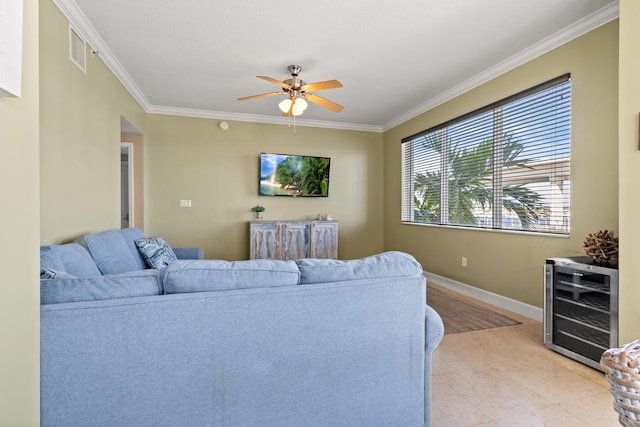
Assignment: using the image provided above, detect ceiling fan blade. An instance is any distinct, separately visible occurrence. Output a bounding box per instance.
[257,76,291,89]
[299,80,343,92]
[305,93,344,113]
[237,92,282,101]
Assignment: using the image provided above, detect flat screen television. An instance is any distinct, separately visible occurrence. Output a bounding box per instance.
[259,152,330,197]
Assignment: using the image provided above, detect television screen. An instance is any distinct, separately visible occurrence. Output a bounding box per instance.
[259,152,330,197]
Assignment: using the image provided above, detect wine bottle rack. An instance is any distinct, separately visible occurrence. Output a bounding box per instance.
[544,256,618,371]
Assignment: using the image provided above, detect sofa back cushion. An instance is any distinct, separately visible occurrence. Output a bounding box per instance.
[296,251,423,284]
[163,259,301,294]
[41,270,163,304]
[119,228,150,269]
[82,228,147,274]
[40,243,102,277]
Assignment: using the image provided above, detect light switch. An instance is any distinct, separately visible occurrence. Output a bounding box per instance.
[180,200,192,208]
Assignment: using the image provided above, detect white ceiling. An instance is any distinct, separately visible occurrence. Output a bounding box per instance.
[55,0,617,132]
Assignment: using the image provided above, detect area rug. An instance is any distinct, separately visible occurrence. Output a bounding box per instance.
[427,285,521,334]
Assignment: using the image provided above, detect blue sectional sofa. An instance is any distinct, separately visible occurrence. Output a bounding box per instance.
[39,228,203,304]
[40,230,444,427]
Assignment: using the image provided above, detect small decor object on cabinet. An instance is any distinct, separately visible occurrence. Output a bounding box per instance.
[583,230,618,266]
[251,205,265,221]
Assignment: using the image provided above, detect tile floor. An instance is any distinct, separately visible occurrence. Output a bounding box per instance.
[430,285,619,426]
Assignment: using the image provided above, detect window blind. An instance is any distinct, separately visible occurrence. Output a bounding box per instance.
[401,74,571,234]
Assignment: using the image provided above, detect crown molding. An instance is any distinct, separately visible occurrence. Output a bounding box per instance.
[52,0,152,110]
[53,0,381,132]
[53,0,618,134]
[146,105,383,132]
[382,0,619,131]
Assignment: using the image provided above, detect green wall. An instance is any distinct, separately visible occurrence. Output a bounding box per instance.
[39,0,147,244]
[144,116,384,260]
[382,21,619,309]
[0,0,40,424]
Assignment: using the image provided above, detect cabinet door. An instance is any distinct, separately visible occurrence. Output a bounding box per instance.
[309,221,338,259]
[250,222,280,259]
[281,222,309,260]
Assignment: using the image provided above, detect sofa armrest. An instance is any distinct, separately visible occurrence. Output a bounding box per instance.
[41,269,163,304]
[173,247,204,260]
[424,304,444,427]
[425,304,444,352]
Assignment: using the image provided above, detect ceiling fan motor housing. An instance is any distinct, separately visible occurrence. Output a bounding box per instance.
[287,65,302,76]
[283,65,306,94]
[282,78,307,94]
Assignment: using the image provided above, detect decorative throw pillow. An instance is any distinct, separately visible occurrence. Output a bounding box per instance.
[135,237,177,271]
[40,269,74,280]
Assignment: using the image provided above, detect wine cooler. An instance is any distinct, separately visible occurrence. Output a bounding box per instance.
[544,256,618,371]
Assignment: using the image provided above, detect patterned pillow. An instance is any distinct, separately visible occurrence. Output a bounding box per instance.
[135,237,177,271]
[40,269,74,280]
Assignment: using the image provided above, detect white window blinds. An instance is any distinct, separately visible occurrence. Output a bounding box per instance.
[401,74,571,234]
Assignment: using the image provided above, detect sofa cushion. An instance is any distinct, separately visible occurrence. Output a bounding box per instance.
[135,237,177,271]
[296,251,423,284]
[40,269,163,304]
[40,243,102,277]
[172,247,205,260]
[83,229,147,274]
[40,248,64,272]
[163,259,301,294]
[119,227,148,269]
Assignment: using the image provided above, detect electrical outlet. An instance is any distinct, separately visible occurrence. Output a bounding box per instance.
[179,199,192,208]
[461,256,467,267]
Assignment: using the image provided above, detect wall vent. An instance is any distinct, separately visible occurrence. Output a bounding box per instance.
[69,26,86,73]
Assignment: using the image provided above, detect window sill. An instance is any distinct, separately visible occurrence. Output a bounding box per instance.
[401,221,570,238]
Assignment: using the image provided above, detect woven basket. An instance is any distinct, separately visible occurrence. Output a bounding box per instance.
[601,340,640,427]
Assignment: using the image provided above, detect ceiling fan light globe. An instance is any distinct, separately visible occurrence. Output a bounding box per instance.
[295,98,308,111]
[291,98,307,116]
[278,98,292,113]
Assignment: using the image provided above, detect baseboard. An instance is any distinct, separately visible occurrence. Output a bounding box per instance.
[424,272,543,322]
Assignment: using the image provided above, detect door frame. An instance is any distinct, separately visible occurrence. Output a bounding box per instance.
[121,142,134,228]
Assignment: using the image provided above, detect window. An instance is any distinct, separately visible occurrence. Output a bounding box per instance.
[401,74,571,234]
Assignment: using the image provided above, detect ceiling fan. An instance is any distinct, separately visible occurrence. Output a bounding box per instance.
[238,65,343,117]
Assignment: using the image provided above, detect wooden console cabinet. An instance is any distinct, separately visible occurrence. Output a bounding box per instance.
[250,220,338,260]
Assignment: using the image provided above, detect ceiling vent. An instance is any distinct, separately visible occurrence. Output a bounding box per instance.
[69,26,86,73]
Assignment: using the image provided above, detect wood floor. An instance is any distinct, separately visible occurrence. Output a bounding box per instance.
[430,286,619,426]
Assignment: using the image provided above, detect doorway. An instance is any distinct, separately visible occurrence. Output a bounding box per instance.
[121,142,134,229]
